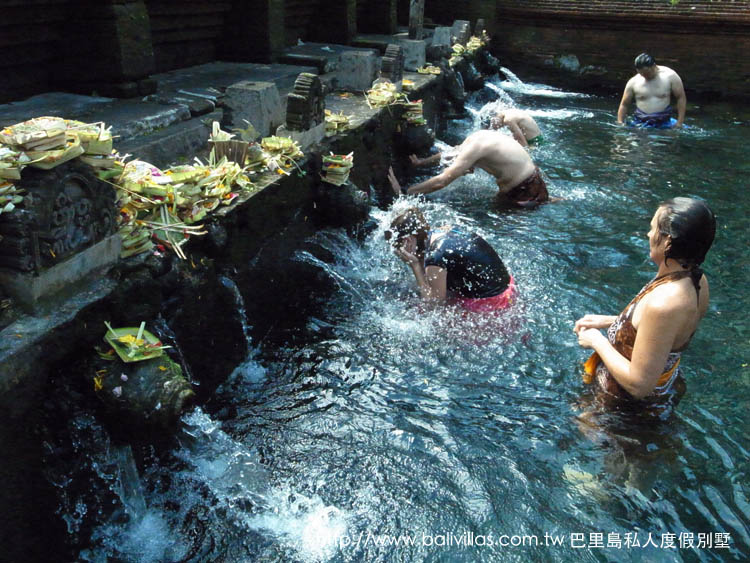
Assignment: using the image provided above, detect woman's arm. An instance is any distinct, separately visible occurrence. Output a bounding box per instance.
[577,299,684,399]
[574,314,617,332]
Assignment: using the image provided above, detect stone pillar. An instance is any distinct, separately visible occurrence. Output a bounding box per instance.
[409,0,425,40]
[338,51,380,91]
[61,0,156,98]
[224,81,284,137]
[451,20,471,45]
[475,19,487,37]
[432,27,452,47]
[396,38,426,71]
[222,0,285,63]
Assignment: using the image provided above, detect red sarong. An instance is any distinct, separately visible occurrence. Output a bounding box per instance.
[454,276,517,312]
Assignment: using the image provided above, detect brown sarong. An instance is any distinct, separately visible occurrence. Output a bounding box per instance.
[497,167,549,207]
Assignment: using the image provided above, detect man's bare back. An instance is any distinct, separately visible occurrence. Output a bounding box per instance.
[491,109,542,148]
[387,129,549,207]
[456,130,536,191]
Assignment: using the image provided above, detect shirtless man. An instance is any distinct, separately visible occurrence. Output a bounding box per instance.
[490,108,543,148]
[617,53,686,129]
[387,129,549,208]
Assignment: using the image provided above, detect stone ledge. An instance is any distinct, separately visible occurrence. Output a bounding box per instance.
[0,235,121,313]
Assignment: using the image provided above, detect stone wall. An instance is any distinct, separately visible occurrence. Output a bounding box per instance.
[493,0,750,98]
[0,0,70,104]
[285,0,325,45]
[146,0,233,72]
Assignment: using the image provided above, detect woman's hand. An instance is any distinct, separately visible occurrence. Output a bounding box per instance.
[394,245,420,266]
[409,154,422,167]
[576,327,605,350]
[574,314,616,333]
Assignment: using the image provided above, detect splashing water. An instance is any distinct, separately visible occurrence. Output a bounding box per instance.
[50,66,750,561]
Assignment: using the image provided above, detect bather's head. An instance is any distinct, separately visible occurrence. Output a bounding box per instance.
[384,207,430,256]
[650,197,716,290]
[655,197,716,267]
[634,53,658,79]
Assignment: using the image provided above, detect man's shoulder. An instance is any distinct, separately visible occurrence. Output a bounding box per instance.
[658,65,680,78]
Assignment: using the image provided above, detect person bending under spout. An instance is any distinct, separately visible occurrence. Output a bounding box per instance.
[617,53,686,129]
[574,197,716,414]
[385,207,517,312]
[387,129,549,208]
[491,108,543,148]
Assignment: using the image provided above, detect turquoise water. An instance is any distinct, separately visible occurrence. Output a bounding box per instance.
[54,71,749,562]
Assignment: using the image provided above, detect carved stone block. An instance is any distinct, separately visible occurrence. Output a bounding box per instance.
[0,161,117,274]
[380,44,405,85]
[285,73,325,132]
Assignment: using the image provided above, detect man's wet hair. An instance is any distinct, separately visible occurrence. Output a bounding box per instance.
[634,53,656,69]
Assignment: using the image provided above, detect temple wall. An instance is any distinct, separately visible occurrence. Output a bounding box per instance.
[492,0,750,98]
[0,0,70,103]
[146,0,233,73]
[2,0,748,104]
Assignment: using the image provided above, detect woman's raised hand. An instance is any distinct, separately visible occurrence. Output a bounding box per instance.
[574,314,616,334]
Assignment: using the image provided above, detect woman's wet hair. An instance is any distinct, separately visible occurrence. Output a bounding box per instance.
[657,197,716,296]
[384,207,430,254]
[634,53,656,69]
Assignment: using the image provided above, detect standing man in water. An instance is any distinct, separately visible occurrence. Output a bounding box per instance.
[617,53,686,129]
[389,129,549,208]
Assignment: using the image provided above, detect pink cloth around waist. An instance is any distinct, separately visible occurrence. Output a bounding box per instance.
[455,276,517,312]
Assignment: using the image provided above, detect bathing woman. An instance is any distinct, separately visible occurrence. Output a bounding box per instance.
[574,197,716,409]
[386,207,517,312]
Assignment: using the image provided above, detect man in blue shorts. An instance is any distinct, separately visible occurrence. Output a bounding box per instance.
[617,53,686,129]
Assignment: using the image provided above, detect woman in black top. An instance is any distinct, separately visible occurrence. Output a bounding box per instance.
[385,207,517,311]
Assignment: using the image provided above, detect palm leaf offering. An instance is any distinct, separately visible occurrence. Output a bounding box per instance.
[66,121,114,155]
[365,81,407,109]
[466,36,485,54]
[208,121,249,166]
[401,100,426,126]
[321,152,354,186]
[0,116,67,148]
[402,79,416,92]
[416,65,441,75]
[260,136,304,175]
[103,321,171,363]
[0,115,290,258]
[0,181,25,216]
[449,44,466,67]
[324,110,352,136]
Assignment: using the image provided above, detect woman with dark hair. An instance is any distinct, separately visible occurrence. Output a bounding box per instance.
[386,207,517,312]
[574,197,716,408]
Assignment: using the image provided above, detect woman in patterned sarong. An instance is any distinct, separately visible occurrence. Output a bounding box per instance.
[574,197,716,414]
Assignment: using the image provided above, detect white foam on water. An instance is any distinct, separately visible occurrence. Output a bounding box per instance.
[495,67,590,98]
[246,488,349,562]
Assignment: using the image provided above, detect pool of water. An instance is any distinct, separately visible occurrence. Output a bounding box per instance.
[51,69,749,562]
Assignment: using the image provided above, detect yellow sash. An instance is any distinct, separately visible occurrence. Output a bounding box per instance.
[582,352,681,390]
